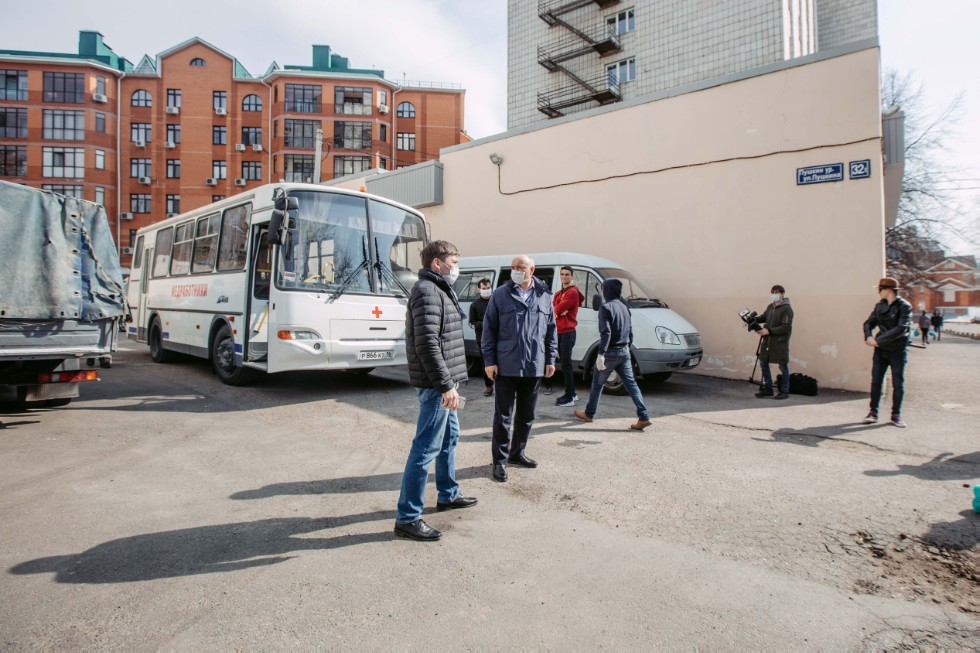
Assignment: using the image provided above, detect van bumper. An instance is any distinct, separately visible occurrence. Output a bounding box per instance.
[635,348,703,373]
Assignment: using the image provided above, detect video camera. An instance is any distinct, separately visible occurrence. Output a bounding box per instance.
[739,309,762,332]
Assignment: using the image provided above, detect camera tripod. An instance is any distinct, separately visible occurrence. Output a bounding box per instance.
[749,337,763,386]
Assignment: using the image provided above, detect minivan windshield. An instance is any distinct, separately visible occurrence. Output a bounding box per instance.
[597,268,668,308]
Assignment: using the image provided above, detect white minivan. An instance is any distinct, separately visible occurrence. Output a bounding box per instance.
[455,252,703,394]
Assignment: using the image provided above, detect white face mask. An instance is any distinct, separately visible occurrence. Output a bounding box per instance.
[445,265,460,285]
[511,270,526,285]
[771,293,782,303]
[479,288,492,298]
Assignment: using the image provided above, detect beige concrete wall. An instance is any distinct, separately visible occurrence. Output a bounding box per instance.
[422,48,885,391]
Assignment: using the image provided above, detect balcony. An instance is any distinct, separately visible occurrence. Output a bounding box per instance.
[334,103,372,116]
[538,0,620,26]
[284,100,322,114]
[537,23,621,71]
[537,74,621,118]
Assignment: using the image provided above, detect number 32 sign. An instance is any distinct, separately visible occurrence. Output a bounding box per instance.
[849,159,871,179]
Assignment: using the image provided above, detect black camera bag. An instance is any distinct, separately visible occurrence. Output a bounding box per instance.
[776,373,819,396]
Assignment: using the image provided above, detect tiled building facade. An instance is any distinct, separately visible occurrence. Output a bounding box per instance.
[0,31,466,266]
[508,0,877,129]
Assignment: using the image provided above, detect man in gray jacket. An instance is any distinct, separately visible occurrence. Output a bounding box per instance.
[482,255,557,482]
[394,240,477,542]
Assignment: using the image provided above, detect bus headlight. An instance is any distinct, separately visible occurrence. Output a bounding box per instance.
[277,330,320,341]
[655,326,681,345]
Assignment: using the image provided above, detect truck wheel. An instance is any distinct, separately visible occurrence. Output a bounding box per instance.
[149,319,174,363]
[211,324,257,386]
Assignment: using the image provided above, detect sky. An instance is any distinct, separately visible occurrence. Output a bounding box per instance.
[3,0,977,254]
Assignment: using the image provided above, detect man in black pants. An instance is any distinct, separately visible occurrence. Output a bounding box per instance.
[481,255,557,482]
[468,278,495,397]
[862,277,912,428]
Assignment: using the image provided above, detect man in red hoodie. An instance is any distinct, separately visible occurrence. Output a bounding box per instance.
[553,266,585,407]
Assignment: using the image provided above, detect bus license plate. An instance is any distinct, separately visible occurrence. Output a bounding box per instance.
[358,350,394,361]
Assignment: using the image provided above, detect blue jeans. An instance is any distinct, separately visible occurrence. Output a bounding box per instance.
[760,361,790,394]
[557,330,577,400]
[396,387,460,523]
[869,347,906,417]
[583,347,650,420]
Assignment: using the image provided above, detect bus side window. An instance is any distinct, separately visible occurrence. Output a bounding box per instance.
[152,228,173,278]
[217,204,251,271]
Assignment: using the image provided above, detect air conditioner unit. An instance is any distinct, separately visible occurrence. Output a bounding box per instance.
[120,212,134,221]
[252,144,263,152]
[164,141,176,149]
[235,143,246,151]
[234,178,247,187]
[134,140,146,148]
[138,176,152,185]
[92,93,108,104]
[215,107,227,116]
[122,246,134,255]
[206,177,218,186]
[166,106,180,115]
[378,104,389,114]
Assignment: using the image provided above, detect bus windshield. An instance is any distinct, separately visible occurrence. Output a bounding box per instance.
[276,191,425,296]
[597,268,668,308]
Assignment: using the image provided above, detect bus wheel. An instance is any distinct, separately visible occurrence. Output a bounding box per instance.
[211,324,257,386]
[149,319,174,363]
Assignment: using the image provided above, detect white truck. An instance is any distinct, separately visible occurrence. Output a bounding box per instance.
[0,180,126,407]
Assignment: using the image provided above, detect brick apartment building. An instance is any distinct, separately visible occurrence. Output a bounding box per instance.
[903,256,979,316]
[0,31,466,266]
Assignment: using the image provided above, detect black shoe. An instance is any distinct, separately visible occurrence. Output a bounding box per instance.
[507,454,538,468]
[774,393,790,400]
[755,388,774,398]
[394,519,442,541]
[483,387,493,397]
[436,496,479,512]
[492,463,507,482]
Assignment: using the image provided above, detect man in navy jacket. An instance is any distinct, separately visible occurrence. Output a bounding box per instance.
[482,255,557,482]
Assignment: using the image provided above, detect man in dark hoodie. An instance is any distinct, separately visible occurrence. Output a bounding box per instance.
[753,284,794,400]
[394,240,477,542]
[574,279,652,430]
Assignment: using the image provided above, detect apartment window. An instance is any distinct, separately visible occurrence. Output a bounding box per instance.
[379,124,387,142]
[0,108,27,138]
[43,72,85,103]
[131,89,152,107]
[241,161,262,181]
[242,94,262,111]
[272,155,277,174]
[273,120,278,139]
[190,58,206,66]
[380,157,387,170]
[42,147,85,177]
[333,156,371,178]
[283,154,314,183]
[96,76,106,96]
[130,158,151,178]
[131,123,151,143]
[166,88,182,108]
[335,86,372,115]
[273,85,278,104]
[212,160,227,179]
[607,58,636,86]
[94,186,105,206]
[607,8,635,35]
[42,184,83,198]
[213,126,226,145]
[284,119,319,148]
[0,146,26,176]
[285,84,321,113]
[95,112,106,133]
[334,121,371,150]
[212,195,225,202]
[95,150,105,170]
[396,132,416,151]
[43,109,85,140]
[396,101,415,118]
[379,90,388,107]
[130,193,152,213]
[167,159,181,179]
[1,70,28,101]
[166,124,181,144]
[213,91,227,111]
[166,194,181,215]
[241,126,262,146]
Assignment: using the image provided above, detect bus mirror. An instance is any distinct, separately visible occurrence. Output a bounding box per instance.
[268,195,299,245]
[592,293,602,311]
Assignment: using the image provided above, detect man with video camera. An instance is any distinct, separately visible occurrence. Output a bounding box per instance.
[747,284,794,399]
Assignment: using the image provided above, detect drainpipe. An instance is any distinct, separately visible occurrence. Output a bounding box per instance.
[259,77,273,183]
[115,70,125,258]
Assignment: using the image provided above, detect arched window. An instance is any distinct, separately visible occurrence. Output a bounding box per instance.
[190,58,206,67]
[396,101,416,118]
[242,94,263,112]
[131,89,152,107]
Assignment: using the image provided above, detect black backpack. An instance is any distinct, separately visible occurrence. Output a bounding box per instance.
[776,372,819,396]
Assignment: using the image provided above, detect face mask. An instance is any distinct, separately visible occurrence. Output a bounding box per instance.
[771,293,782,302]
[445,265,460,285]
[511,271,526,285]
[479,288,492,298]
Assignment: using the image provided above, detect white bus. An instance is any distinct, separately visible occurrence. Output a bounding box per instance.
[126,183,428,385]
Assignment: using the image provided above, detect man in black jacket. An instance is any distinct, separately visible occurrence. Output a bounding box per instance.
[468,278,494,397]
[394,241,477,541]
[862,277,913,428]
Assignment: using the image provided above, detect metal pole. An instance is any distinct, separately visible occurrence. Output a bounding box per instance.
[312,128,323,183]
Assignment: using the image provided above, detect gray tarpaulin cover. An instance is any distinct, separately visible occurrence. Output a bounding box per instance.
[0,180,126,321]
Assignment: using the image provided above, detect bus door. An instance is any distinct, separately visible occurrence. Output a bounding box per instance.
[247,227,272,361]
[138,246,152,341]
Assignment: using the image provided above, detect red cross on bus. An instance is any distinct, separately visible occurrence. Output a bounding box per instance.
[371,306,383,318]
